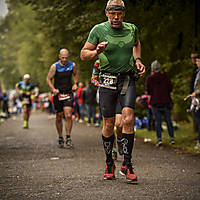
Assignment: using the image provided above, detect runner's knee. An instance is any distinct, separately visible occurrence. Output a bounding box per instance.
[104,118,115,132]
[122,110,134,127]
[56,113,63,122]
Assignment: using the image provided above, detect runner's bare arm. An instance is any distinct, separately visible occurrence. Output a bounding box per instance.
[80,41,108,61]
[15,84,21,96]
[133,40,145,76]
[46,64,59,95]
[72,62,78,90]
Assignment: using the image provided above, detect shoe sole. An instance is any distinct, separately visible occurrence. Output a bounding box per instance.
[58,144,64,148]
[120,171,138,183]
[23,127,29,129]
[104,176,115,180]
[65,145,73,149]
[170,142,175,145]
[126,178,138,184]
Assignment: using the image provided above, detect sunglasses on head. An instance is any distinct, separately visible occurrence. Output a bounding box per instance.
[107,5,125,11]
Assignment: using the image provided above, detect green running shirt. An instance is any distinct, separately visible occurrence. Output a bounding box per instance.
[87,21,139,73]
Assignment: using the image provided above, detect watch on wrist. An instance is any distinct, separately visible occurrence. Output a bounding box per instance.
[135,57,142,62]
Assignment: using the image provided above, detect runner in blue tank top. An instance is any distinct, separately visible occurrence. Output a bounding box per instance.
[47,48,78,148]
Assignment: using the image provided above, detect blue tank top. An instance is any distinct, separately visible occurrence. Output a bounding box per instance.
[54,60,74,93]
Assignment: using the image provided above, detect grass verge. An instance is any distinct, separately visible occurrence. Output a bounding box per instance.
[136,121,200,154]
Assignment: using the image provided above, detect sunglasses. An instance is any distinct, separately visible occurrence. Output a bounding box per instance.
[108,11,124,18]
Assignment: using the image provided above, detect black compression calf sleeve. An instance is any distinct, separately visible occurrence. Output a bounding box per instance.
[102,134,114,164]
[122,133,135,164]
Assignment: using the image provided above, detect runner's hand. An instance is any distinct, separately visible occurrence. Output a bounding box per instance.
[72,84,78,91]
[26,92,31,96]
[135,61,145,76]
[184,92,195,101]
[52,88,59,96]
[96,41,108,55]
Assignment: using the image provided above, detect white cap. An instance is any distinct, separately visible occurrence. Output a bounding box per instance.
[23,74,30,79]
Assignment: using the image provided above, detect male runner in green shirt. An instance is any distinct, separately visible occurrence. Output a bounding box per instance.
[80,0,145,183]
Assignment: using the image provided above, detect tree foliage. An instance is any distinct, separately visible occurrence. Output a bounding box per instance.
[0,0,199,120]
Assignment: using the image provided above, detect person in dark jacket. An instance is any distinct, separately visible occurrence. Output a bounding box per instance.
[185,56,200,149]
[190,53,199,133]
[146,60,174,147]
[82,81,97,126]
[2,90,10,118]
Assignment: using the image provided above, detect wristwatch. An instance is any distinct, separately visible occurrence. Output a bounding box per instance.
[135,57,142,62]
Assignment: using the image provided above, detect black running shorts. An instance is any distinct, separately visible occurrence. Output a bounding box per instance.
[116,98,122,114]
[99,77,136,118]
[53,92,74,113]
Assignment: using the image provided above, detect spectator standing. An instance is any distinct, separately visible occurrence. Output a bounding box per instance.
[0,91,3,112]
[72,91,80,121]
[190,53,199,133]
[146,60,175,147]
[136,94,154,131]
[76,82,85,123]
[185,56,200,149]
[2,90,10,118]
[190,53,199,93]
[82,81,97,126]
[95,88,102,127]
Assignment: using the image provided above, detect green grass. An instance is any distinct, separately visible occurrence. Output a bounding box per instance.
[136,121,200,154]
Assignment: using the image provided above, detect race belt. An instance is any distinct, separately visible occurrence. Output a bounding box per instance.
[58,93,71,101]
[99,73,118,90]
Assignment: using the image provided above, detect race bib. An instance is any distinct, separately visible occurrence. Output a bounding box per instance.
[99,73,117,90]
[58,93,71,101]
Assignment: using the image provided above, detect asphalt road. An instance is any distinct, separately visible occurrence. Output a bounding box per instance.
[0,112,200,200]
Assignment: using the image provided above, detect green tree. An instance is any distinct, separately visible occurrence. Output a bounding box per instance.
[0,0,199,120]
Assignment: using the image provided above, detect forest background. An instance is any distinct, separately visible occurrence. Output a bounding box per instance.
[0,0,199,121]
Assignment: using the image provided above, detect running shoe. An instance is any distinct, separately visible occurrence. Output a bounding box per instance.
[78,119,83,123]
[125,163,137,183]
[66,138,73,148]
[95,122,100,127]
[117,138,123,155]
[58,137,64,148]
[23,120,29,129]
[23,125,29,129]
[104,162,115,180]
[194,141,200,150]
[156,140,162,147]
[170,138,175,145]
[119,161,127,176]
[112,149,117,161]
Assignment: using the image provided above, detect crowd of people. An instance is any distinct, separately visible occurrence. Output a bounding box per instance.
[0,0,200,185]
